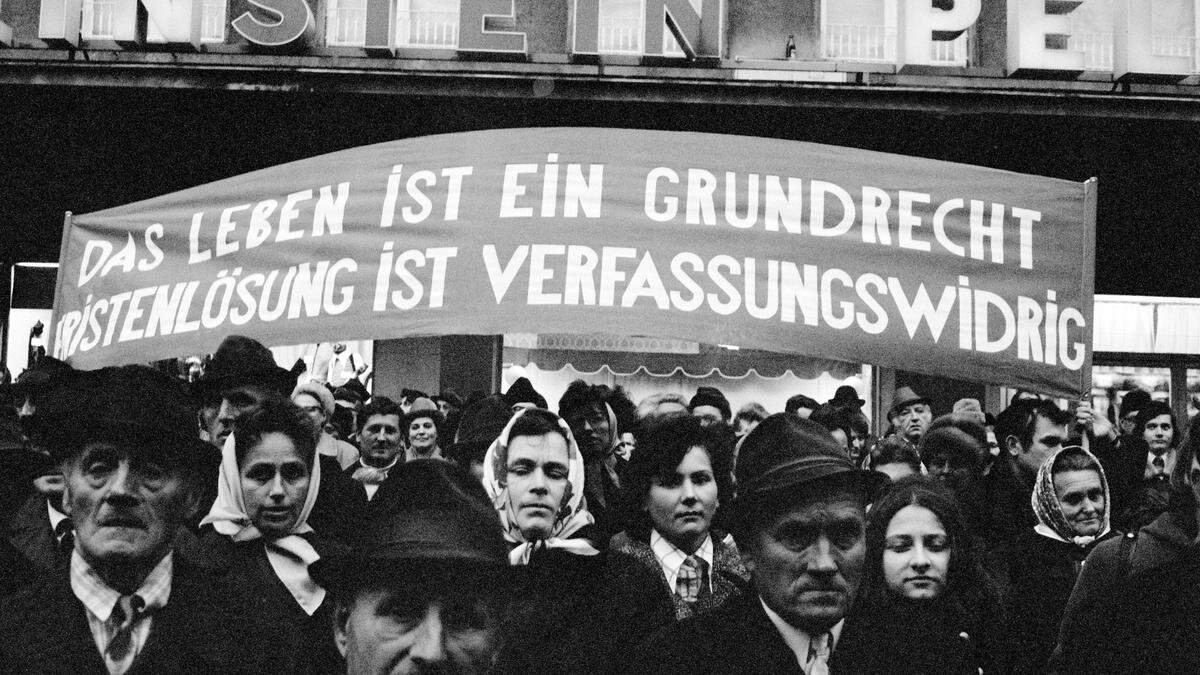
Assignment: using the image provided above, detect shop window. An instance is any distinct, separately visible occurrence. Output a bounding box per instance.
[820,0,966,65]
[597,0,686,56]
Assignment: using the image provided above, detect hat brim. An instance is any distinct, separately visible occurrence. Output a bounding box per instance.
[889,398,931,418]
[736,464,888,511]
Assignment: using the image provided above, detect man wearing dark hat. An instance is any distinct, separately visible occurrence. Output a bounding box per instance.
[0,365,300,671]
[317,459,511,674]
[633,413,885,673]
[888,386,933,446]
[689,386,731,427]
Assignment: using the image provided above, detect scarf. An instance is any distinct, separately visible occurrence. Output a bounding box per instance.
[351,455,399,485]
[482,408,599,565]
[583,402,622,508]
[1031,445,1112,548]
[201,433,325,615]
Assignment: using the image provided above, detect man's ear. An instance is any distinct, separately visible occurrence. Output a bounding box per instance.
[332,600,352,658]
[1005,435,1022,458]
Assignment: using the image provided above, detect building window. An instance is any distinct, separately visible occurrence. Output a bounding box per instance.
[1070,0,1199,73]
[327,0,368,46]
[598,0,688,56]
[81,0,118,39]
[201,0,227,43]
[821,0,967,66]
[396,0,458,48]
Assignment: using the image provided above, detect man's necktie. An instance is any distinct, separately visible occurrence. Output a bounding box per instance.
[675,555,705,602]
[1152,454,1166,476]
[805,630,832,675]
[105,594,145,670]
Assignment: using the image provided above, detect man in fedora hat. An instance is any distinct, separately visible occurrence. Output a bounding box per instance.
[315,459,512,674]
[634,413,885,673]
[0,365,300,672]
[888,386,933,446]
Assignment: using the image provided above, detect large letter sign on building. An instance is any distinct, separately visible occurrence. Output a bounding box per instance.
[54,129,1097,397]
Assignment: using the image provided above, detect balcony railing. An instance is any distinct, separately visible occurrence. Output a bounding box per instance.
[326,1,367,46]
[599,16,640,53]
[201,0,226,43]
[823,24,968,65]
[1152,35,1199,72]
[1070,32,1113,71]
[397,10,458,48]
[81,0,117,39]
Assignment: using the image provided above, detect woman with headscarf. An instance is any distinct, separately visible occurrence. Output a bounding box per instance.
[997,445,1117,672]
[191,397,345,672]
[484,408,667,674]
[401,399,446,462]
[1052,415,1200,672]
[836,476,1004,673]
[607,415,749,622]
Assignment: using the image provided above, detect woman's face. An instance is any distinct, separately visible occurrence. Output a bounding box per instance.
[882,505,950,601]
[646,446,719,551]
[408,416,439,454]
[240,432,311,538]
[1143,414,1174,452]
[505,432,570,540]
[1053,469,1105,536]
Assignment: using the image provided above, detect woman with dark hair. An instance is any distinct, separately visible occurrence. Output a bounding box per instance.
[836,476,1003,673]
[608,415,749,621]
[193,396,346,671]
[1113,400,1179,530]
[484,408,665,674]
[1053,414,1200,672]
[998,445,1117,673]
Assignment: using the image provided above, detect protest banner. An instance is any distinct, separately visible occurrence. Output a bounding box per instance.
[53,127,1095,396]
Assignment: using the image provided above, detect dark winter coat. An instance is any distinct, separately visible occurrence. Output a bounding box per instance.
[498,541,671,674]
[0,554,304,673]
[1052,509,1200,673]
[997,528,1117,673]
[835,597,993,674]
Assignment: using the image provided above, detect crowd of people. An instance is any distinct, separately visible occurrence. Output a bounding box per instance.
[0,333,1196,673]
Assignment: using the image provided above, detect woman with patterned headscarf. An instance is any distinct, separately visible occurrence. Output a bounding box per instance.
[997,445,1118,673]
[484,408,668,674]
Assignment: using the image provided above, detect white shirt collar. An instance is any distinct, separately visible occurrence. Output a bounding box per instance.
[70,549,173,622]
[46,500,69,530]
[759,597,844,669]
[650,529,714,591]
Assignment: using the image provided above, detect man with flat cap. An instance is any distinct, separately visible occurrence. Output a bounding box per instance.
[633,413,885,673]
[0,365,300,672]
[313,458,512,674]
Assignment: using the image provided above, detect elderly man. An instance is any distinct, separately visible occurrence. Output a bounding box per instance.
[293,381,359,469]
[634,413,885,673]
[888,386,933,445]
[0,365,299,671]
[314,459,511,674]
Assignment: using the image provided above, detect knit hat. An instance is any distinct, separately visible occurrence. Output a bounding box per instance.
[951,398,987,425]
[689,386,731,421]
[293,382,335,416]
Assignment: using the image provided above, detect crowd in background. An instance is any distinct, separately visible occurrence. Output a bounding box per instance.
[0,334,1196,673]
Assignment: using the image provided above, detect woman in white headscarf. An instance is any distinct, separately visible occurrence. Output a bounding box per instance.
[486,408,671,674]
[192,397,346,672]
[998,445,1118,673]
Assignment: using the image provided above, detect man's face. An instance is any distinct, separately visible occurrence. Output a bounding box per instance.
[691,405,724,427]
[336,582,500,675]
[293,393,328,429]
[213,388,269,449]
[562,403,612,460]
[742,490,867,634]
[359,414,403,467]
[1011,414,1069,481]
[893,403,932,443]
[62,441,194,574]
